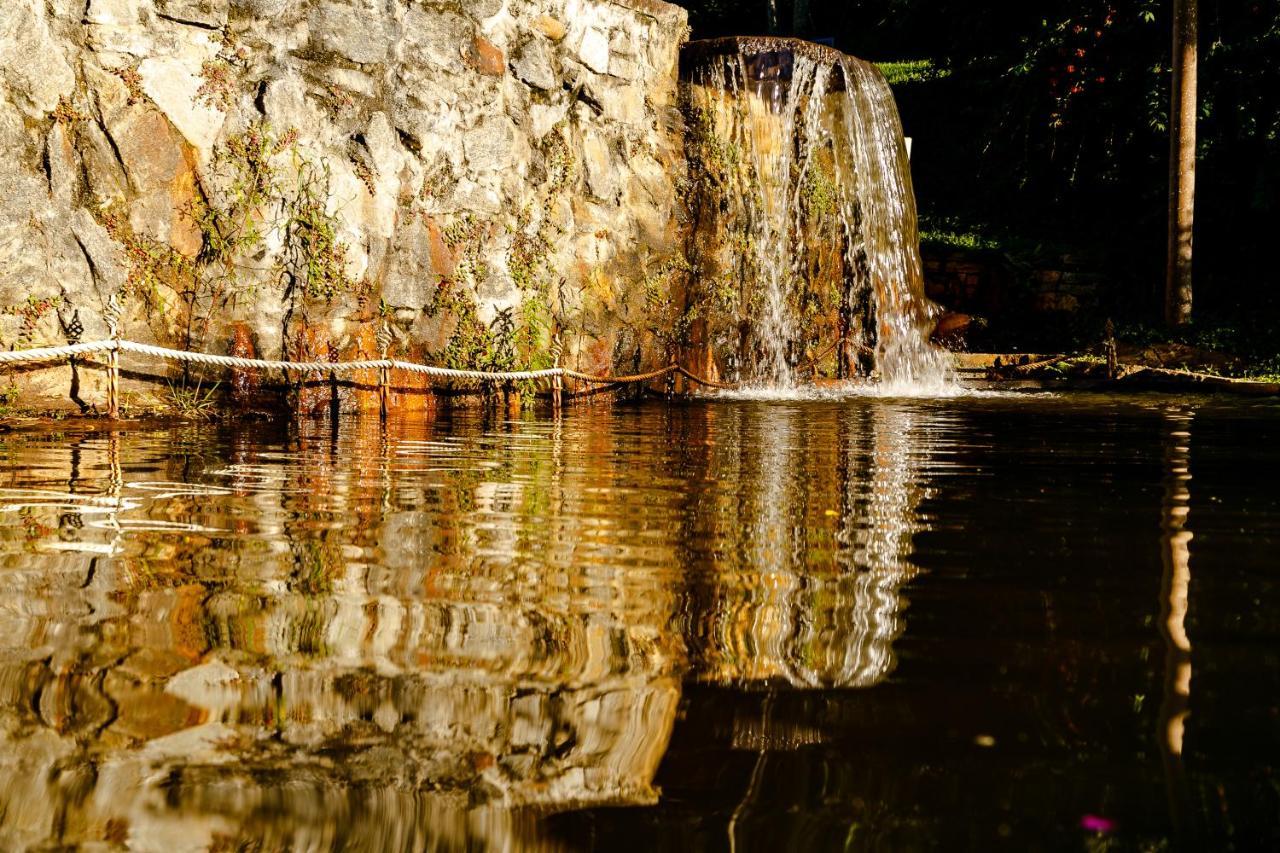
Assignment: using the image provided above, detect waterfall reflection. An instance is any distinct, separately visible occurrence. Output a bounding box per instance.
[0,402,936,847]
[686,403,927,690]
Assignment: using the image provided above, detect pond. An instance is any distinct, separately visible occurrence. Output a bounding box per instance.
[0,392,1276,850]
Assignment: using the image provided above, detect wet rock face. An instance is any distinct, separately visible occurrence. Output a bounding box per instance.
[0,0,689,405]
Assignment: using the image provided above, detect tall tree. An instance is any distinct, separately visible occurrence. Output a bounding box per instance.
[1166,0,1197,326]
[792,0,812,34]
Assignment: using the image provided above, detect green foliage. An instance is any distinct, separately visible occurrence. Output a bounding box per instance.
[538,122,577,196]
[801,159,838,221]
[100,123,355,353]
[429,123,581,398]
[0,385,18,419]
[438,287,492,372]
[196,26,249,111]
[351,157,378,196]
[640,255,697,349]
[278,154,356,304]
[164,378,221,420]
[875,59,947,86]
[682,105,739,195]
[111,65,145,105]
[4,295,64,346]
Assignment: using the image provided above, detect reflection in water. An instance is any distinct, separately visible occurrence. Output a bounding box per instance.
[1159,409,1195,841]
[688,405,925,689]
[0,403,933,848]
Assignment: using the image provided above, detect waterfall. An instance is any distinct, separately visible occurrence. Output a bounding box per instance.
[681,38,954,391]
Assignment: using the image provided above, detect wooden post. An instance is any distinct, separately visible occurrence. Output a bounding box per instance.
[1104,318,1118,380]
[551,332,563,416]
[376,321,392,422]
[329,368,339,422]
[104,294,122,419]
[107,343,119,419]
[378,364,389,420]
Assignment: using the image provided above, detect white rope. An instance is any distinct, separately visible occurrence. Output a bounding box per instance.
[0,341,115,364]
[1,338,680,387]
[120,341,562,381]
[388,361,563,382]
[117,341,390,374]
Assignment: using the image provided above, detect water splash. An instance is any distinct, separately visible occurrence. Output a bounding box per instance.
[682,38,954,392]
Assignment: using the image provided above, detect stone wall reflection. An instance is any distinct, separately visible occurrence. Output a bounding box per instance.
[0,403,934,847]
[0,420,685,848]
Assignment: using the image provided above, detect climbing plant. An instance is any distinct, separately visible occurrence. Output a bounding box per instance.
[101,122,357,356]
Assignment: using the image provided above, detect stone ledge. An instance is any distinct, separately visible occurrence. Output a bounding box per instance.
[606,0,688,26]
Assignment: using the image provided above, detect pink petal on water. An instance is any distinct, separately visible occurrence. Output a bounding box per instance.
[1080,814,1117,833]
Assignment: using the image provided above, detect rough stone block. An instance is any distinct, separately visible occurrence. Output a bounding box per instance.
[0,0,76,115]
[511,37,557,91]
[533,15,567,42]
[309,1,393,66]
[463,115,518,173]
[138,54,227,154]
[576,27,610,74]
[401,6,473,71]
[581,134,620,200]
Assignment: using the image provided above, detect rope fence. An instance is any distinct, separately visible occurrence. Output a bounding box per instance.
[0,337,780,418]
[12,328,1272,417]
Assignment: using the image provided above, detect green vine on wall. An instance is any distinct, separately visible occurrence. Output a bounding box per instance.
[196,27,249,111]
[4,295,64,346]
[100,122,356,354]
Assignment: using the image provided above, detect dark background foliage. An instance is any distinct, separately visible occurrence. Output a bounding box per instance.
[683,0,1280,329]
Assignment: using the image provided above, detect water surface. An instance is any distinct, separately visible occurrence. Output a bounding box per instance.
[0,394,1276,850]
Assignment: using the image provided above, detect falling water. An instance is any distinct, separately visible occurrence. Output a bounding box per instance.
[682,38,954,391]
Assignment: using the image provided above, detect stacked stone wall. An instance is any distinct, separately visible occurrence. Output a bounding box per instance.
[0,0,689,409]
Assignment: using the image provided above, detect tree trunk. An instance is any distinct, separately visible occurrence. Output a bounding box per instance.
[766,0,780,34]
[792,0,812,35]
[1165,0,1197,327]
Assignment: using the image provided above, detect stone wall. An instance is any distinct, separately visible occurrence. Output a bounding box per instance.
[923,247,1102,317]
[0,0,689,410]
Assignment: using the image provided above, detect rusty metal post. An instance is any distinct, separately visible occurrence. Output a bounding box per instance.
[551,332,563,416]
[376,320,392,422]
[104,294,122,419]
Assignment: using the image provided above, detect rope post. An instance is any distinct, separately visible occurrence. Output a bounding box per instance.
[376,321,392,422]
[1104,318,1118,380]
[551,333,563,416]
[104,295,122,419]
[665,364,677,399]
[61,307,85,409]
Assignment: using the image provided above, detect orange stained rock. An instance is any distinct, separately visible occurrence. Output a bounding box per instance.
[469,37,506,77]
